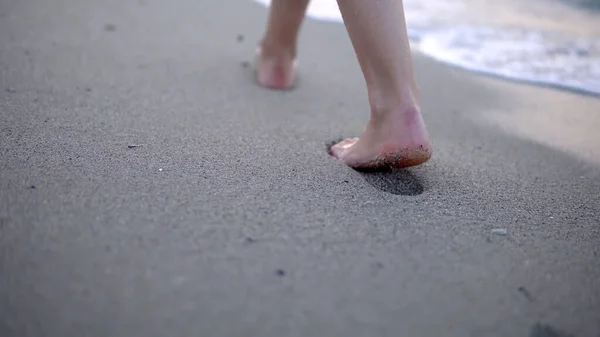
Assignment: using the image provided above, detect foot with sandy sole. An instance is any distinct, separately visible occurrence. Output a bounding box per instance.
[255,45,297,90]
[329,106,432,169]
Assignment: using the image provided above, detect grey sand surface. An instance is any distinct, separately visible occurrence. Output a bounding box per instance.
[1,0,599,336]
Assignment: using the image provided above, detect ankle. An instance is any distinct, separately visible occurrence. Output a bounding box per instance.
[260,38,296,60]
[368,93,421,123]
[368,85,419,114]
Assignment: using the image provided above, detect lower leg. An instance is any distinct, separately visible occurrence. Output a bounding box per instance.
[330,0,432,169]
[256,0,310,89]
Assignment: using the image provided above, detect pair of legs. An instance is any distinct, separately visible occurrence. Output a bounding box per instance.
[257,0,432,169]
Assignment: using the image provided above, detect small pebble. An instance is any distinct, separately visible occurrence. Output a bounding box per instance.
[158,168,163,172]
[6,87,16,93]
[491,228,508,236]
[236,34,244,42]
[275,269,285,277]
[518,286,535,302]
[30,185,36,189]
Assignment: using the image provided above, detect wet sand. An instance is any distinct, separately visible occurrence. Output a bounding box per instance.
[1,0,599,337]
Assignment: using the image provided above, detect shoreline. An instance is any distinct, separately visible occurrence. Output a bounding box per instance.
[255,0,600,97]
[555,0,600,10]
[411,40,600,98]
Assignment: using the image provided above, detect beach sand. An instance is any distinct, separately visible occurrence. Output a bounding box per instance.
[1,0,599,336]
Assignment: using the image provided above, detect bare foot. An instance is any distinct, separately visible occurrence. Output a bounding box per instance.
[330,106,433,169]
[255,43,297,90]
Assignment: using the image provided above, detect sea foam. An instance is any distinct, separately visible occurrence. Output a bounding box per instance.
[254,0,600,95]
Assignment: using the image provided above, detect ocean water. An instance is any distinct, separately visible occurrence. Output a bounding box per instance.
[254,0,600,96]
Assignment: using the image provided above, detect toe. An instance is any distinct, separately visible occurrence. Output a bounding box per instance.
[329,138,358,158]
[329,143,343,158]
[339,138,359,148]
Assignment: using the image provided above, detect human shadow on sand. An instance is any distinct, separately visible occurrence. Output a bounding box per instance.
[529,323,575,337]
[327,140,425,196]
[356,167,425,196]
